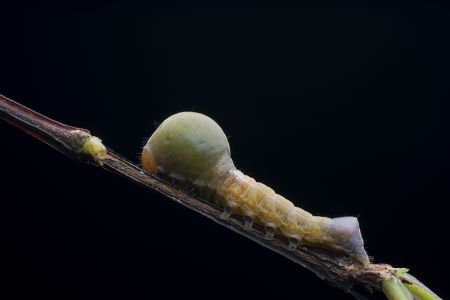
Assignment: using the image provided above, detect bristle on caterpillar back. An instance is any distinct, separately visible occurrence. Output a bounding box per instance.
[141,112,369,266]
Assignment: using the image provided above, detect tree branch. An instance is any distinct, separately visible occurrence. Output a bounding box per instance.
[0,93,441,299]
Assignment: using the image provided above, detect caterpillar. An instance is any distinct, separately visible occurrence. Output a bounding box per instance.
[141,112,369,266]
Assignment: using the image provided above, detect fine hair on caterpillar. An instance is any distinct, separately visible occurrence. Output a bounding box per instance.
[141,112,370,266]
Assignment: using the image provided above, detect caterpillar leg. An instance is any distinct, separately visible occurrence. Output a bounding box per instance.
[328,217,369,266]
[243,215,254,228]
[264,226,275,240]
[288,237,300,250]
[220,205,233,219]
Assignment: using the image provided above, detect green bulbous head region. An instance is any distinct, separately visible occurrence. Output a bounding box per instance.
[142,112,235,184]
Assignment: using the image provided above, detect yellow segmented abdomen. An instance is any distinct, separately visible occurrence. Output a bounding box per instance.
[216,170,333,247]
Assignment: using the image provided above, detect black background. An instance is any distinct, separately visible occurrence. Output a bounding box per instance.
[1,1,449,299]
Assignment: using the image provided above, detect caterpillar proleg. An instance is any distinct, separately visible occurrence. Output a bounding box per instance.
[142,112,369,266]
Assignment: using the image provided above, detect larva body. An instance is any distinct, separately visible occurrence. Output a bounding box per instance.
[218,170,330,244]
[142,112,369,266]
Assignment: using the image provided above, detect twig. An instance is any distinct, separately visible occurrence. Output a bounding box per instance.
[0,93,441,299]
